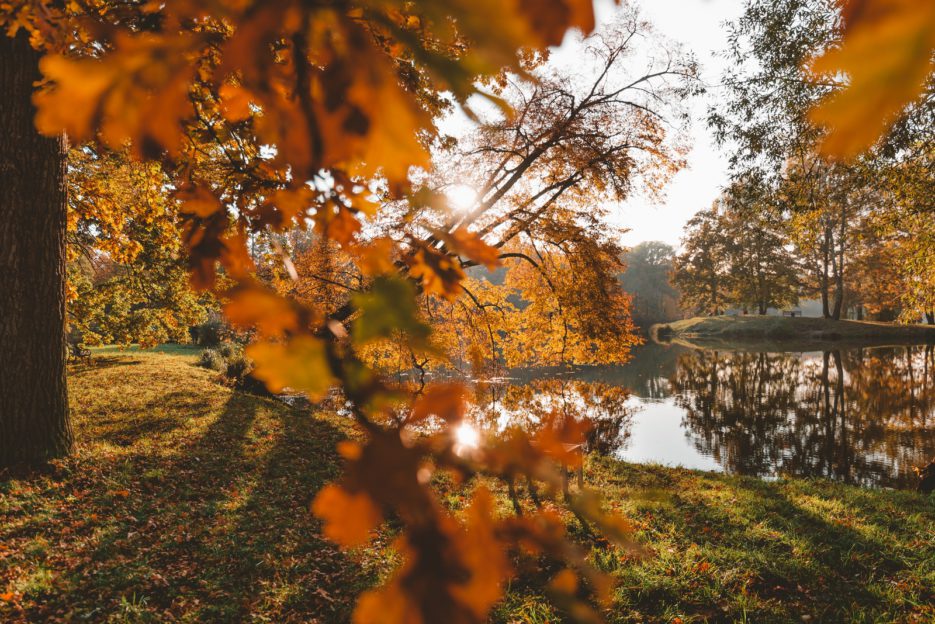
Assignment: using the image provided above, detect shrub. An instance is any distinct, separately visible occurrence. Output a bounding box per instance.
[217,341,242,360]
[198,349,226,372]
[193,320,225,347]
[224,354,252,383]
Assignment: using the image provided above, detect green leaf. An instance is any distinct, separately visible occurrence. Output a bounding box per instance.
[352,277,431,345]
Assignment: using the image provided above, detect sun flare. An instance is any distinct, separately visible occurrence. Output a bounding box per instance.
[445,184,478,213]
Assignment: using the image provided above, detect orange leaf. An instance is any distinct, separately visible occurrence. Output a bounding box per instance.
[549,569,579,594]
[808,0,935,158]
[410,383,466,423]
[177,186,223,218]
[311,484,382,548]
[439,227,501,270]
[218,83,253,122]
[449,486,511,618]
[223,284,301,337]
[407,247,465,300]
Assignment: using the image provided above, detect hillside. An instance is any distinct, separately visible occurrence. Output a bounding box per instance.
[0,348,932,622]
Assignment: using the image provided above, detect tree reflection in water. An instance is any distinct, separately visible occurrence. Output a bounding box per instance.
[672,345,935,488]
[469,379,635,456]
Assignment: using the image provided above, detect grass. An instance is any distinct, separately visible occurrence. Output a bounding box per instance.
[655,316,935,351]
[1,349,933,622]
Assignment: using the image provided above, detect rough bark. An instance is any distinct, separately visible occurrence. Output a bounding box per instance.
[0,31,73,467]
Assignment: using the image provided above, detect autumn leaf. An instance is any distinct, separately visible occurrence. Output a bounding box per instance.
[351,238,398,276]
[808,0,935,158]
[549,569,579,594]
[311,484,382,548]
[352,277,430,345]
[438,227,502,270]
[218,83,253,122]
[407,247,465,300]
[176,186,223,218]
[410,383,466,424]
[449,486,511,619]
[224,284,302,337]
[34,32,197,157]
[246,335,334,397]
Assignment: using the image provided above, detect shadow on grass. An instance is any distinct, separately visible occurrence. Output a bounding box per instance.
[2,388,367,623]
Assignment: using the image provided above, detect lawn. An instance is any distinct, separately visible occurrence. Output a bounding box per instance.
[1,349,932,623]
[655,316,935,351]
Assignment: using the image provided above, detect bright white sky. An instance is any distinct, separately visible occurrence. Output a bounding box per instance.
[439,0,746,249]
[600,0,746,248]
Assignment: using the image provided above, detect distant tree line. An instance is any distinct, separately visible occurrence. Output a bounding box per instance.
[673,167,933,323]
[619,241,682,330]
[676,0,933,323]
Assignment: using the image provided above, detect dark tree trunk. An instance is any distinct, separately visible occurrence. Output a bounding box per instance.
[0,32,73,467]
[926,311,934,325]
[831,208,846,321]
[820,227,831,319]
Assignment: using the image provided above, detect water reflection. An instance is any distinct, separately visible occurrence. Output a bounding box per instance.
[469,379,634,456]
[471,343,935,489]
[672,346,935,488]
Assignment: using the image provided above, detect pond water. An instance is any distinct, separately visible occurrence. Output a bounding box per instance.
[468,342,935,489]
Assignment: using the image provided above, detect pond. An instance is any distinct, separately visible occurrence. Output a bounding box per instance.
[467,342,935,490]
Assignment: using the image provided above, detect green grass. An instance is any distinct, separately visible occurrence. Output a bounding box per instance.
[655,315,935,350]
[1,350,933,622]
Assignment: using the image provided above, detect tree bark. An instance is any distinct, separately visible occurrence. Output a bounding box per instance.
[0,31,73,467]
[820,226,831,318]
[926,311,934,325]
[831,205,846,321]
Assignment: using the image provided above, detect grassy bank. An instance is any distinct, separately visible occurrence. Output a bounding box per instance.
[1,349,932,622]
[654,316,935,350]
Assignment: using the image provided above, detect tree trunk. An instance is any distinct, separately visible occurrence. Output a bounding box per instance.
[820,227,831,318]
[925,311,935,325]
[0,32,73,467]
[831,205,846,321]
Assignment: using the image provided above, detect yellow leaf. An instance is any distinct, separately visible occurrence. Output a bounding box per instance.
[246,335,334,397]
[407,247,465,300]
[311,484,382,548]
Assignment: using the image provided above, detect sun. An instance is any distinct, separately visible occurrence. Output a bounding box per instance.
[445,183,478,213]
[454,421,480,455]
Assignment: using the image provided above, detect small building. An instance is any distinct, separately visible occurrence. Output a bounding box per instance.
[782,308,802,318]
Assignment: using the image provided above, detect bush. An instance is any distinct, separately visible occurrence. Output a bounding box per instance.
[224,354,253,383]
[217,341,242,360]
[193,320,225,347]
[198,349,226,372]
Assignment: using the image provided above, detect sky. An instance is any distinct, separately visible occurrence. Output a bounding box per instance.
[439,0,748,250]
[604,0,746,249]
